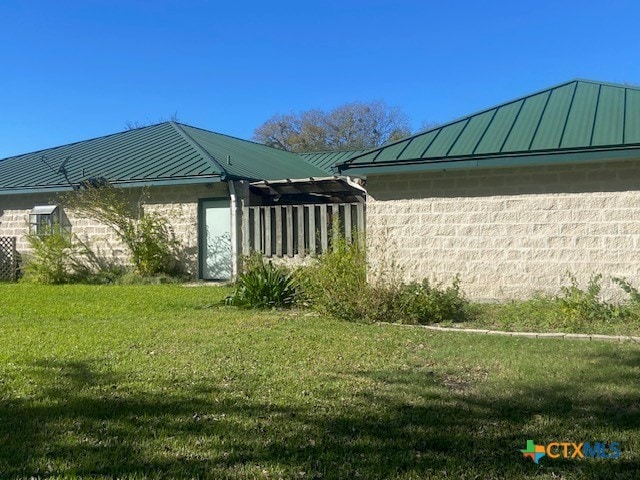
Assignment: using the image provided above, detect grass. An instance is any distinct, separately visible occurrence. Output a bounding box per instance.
[0,284,638,479]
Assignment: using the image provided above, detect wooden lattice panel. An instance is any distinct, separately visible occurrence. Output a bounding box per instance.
[0,236,17,282]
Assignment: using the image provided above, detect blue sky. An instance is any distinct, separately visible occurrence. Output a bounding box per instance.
[0,0,638,159]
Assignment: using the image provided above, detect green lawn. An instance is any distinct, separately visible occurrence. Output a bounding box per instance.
[0,284,638,479]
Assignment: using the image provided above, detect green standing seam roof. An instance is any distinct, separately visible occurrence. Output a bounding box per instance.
[337,79,640,175]
[299,149,369,173]
[0,122,327,195]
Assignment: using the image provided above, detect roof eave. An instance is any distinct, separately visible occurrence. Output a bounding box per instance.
[337,146,640,176]
[0,175,224,196]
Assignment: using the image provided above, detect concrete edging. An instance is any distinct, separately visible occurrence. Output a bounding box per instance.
[379,323,640,343]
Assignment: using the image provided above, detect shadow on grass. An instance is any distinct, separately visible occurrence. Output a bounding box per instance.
[0,351,638,479]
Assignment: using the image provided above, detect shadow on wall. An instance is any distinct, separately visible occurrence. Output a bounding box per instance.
[178,244,198,278]
[0,350,638,478]
[370,160,640,201]
[204,229,231,280]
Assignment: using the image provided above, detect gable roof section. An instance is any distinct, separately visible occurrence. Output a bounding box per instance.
[0,122,327,195]
[337,79,640,176]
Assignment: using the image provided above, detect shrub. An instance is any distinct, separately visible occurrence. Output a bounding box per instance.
[225,256,298,308]
[612,277,640,304]
[61,183,183,277]
[297,235,368,321]
[474,274,635,333]
[65,236,128,284]
[557,274,622,325]
[130,213,182,277]
[395,277,470,324]
[298,235,469,324]
[22,225,73,284]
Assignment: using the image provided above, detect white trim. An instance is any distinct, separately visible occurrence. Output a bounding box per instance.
[31,205,58,215]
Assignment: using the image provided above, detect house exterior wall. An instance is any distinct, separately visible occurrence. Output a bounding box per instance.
[365,160,640,300]
[0,182,228,277]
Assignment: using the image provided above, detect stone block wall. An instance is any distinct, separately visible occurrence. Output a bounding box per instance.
[0,182,228,277]
[365,159,640,300]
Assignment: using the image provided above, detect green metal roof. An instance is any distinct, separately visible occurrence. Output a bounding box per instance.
[337,79,640,175]
[177,124,326,180]
[0,122,327,195]
[299,149,369,173]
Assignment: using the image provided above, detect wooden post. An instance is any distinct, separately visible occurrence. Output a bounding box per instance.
[252,207,261,253]
[308,205,316,255]
[344,204,352,243]
[275,206,283,257]
[331,204,341,241]
[285,205,294,257]
[356,203,365,243]
[297,206,305,257]
[319,204,328,253]
[265,207,272,257]
[242,207,250,255]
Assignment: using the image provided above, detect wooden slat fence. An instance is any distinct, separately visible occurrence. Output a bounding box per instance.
[0,237,18,282]
[242,203,364,258]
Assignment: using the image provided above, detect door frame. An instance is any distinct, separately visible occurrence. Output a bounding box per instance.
[198,196,231,280]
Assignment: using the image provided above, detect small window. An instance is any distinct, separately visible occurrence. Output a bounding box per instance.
[29,205,60,235]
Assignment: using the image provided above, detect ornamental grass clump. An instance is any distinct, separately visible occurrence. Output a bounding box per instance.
[225,255,299,308]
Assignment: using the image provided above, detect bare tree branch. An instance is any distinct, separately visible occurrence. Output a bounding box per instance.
[253,101,412,152]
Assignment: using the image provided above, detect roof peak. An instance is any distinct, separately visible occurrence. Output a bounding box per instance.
[169,122,228,178]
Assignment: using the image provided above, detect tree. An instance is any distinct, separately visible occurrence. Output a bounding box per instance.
[253,100,411,152]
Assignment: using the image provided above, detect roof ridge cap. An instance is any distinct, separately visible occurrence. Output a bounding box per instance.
[0,122,168,162]
[170,121,229,178]
[572,78,640,90]
[176,122,301,155]
[299,148,369,156]
[175,122,327,176]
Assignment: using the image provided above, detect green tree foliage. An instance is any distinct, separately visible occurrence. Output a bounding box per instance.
[253,100,411,152]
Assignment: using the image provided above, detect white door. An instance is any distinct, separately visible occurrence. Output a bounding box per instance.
[201,199,231,280]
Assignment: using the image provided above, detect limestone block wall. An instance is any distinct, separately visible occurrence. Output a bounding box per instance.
[0,182,228,277]
[365,160,640,300]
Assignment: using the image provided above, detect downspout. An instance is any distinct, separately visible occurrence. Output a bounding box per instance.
[228,180,240,280]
